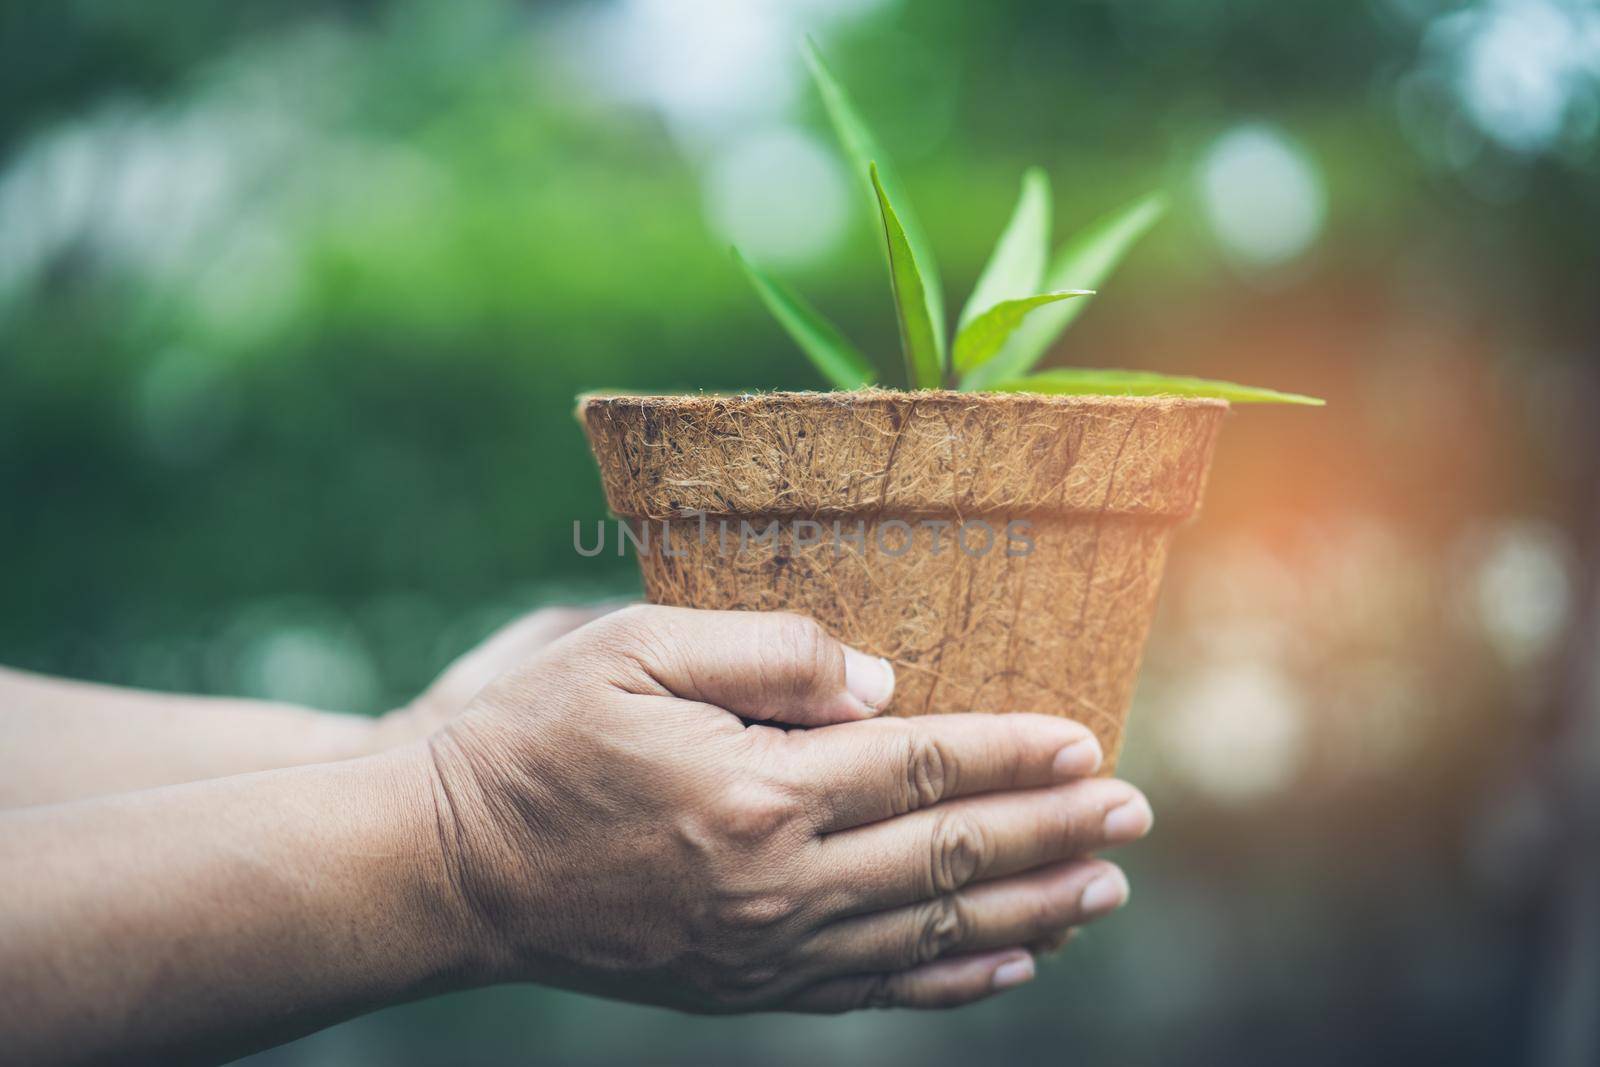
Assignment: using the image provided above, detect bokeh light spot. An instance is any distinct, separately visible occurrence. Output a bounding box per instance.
[1463,519,1573,667]
[1423,0,1600,155]
[702,126,850,267]
[1161,660,1308,804]
[1198,123,1326,268]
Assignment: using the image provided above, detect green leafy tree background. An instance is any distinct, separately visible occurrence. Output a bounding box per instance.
[3,2,1598,1064]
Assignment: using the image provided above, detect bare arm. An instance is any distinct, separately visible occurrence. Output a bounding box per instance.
[0,667,376,807]
[0,606,610,808]
[1,607,1150,1063]
[0,748,474,1066]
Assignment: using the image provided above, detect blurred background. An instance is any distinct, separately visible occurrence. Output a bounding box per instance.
[3,0,1598,1063]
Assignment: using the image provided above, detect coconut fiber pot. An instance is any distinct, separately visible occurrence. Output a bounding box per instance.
[580,390,1226,769]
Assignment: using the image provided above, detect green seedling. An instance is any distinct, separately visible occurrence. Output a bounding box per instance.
[733,39,1322,406]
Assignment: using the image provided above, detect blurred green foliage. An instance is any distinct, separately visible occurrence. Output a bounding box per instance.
[4,1,1599,1064]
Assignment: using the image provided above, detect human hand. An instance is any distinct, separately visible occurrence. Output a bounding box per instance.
[372,603,621,751]
[417,605,1154,1013]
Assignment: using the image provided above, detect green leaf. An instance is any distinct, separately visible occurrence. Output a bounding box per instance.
[953,290,1093,376]
[803,38,946,374]
[958,168,1051,332]
[733,248,875,390]
[870,163,944,389]
[993,368,1325,405]
[963,191,1166,391]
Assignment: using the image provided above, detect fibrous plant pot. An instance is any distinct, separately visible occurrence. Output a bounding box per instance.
[581,390,1226,770]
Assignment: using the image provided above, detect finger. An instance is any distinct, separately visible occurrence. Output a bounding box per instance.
[815,778,1153,915]
[782,948,1035,1013]
[797,860,1126,979]
[597,605,895,725]
[785,713,1102,832]
[1030,926,1080,957]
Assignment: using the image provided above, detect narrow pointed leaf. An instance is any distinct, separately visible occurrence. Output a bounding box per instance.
[953,290,1092,375]
[870,164,944,388]
[803,38,945,370]
[733,248,875,390]
[964,192,1167,390]
[993,368,1325,405]
[958,168,1051,332]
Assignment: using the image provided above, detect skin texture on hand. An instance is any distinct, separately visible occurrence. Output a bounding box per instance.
[370,603,620,751]
[424,605,1152,1013]
[0,604,1153,1062]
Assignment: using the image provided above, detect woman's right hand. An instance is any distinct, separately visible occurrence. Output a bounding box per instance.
[418,605,1153,1013]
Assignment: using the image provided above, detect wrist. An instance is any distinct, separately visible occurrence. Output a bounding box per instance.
[373,739,507,988]
[0,745,504,1062]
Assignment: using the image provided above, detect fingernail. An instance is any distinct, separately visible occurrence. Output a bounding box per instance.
[843,647,895,712]
[1051,735,1103,778]
[1102,794,1154,842]
[991,953,1036,991]
[1079,869,1130,916]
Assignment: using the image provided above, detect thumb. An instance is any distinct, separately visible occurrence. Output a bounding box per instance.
[603,606,895,726]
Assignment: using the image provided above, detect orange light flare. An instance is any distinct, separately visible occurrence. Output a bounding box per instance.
[1103,275,1586,802]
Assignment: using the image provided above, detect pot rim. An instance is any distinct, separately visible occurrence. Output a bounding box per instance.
[578,387,1228,415]
[581,387,1228,521]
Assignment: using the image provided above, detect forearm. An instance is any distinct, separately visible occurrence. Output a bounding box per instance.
[0,746,483,1066]
[0,666,380,807]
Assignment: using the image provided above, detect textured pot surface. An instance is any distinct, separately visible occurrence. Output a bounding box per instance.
[581,390,1226,767]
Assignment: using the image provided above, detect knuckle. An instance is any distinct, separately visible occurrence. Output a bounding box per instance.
[858,972,901,1011]
[1033,926,1077,955]
[912,895,969,964]
[711,889,799,933]
[715,783,799,845]
[769,613,840,695]
[928,811,989,893]
[1030,785,1094,855]
[697,935,757,973]
[1029,886,1069,931]
[710,961,784,998]
[902,733,954,812]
